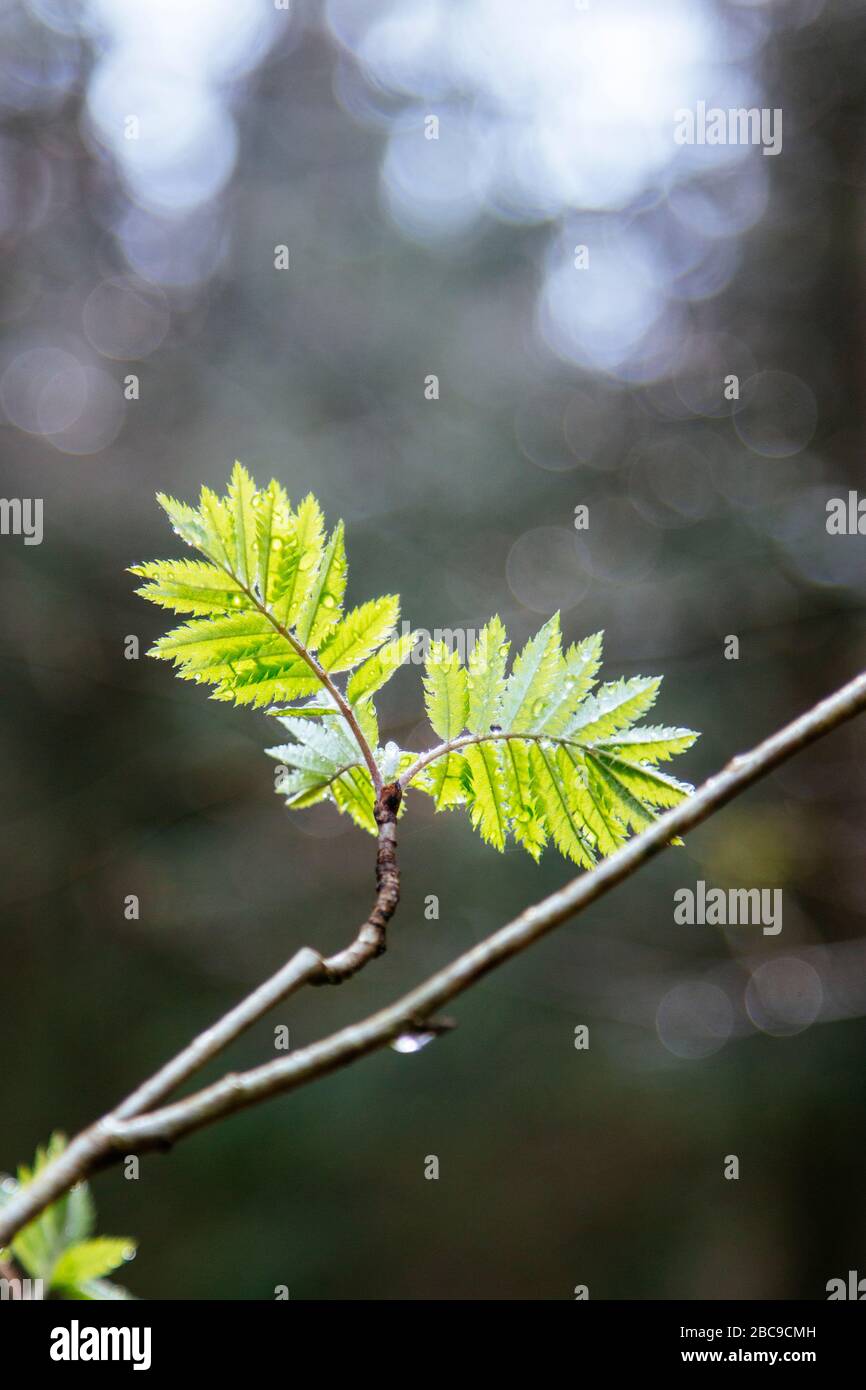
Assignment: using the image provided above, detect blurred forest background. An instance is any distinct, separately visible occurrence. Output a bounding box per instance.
[2,0,866,1299]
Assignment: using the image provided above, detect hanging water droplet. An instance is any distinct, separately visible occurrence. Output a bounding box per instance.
[0,1176,18,1195]
[121,1245,137,1263]
[390,1030,438,1055]
[498,643,509,657]
[390,1016,455,1053]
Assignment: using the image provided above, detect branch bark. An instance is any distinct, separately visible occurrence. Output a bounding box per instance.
[2,671,864,1248]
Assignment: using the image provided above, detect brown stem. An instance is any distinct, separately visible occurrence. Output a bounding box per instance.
[318,782,402,982]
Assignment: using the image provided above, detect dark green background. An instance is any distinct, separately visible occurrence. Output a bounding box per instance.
[2,0,865,1298]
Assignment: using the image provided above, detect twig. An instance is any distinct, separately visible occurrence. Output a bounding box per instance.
[234,570,382,794]
[1,671,864,1247]
[398,728,680,790]
[115,783,403,1122]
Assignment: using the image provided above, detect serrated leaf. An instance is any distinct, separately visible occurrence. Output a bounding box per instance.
[267,715,357,777]
[51,1238,135,1290]
[590,749,693,809]
[273,766,335,806]
[226,461,258,587]
[355,699,379,751]
[528,743,594,868]
[462,742,507,851]
[500,614,562,732]
[423,640,468,741]
[155,493,211,555]
[65,1183,96,1247]
[150,612,280,671]
[567,676,660,740]
[318,595,400,673]
[215,663,321,707]
[583,752,657,835]
[425,749,467,809]
[501,738,546,860]
[467,616,509,734]
[253,477,289,604]
[293,523,346,647]
[346,631,415,703]
[198,486,234,571]
[592,725,699,763]
[131,559,249,616]
[558,747,625,856]
[538,631,603,736]
[331,766,378,833]
[273,493,324,624]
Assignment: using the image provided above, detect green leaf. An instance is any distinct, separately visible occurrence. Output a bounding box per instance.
[150,612,279,672]
[528,743,594,867]
[501,738,546,861]
[65,1182,96,1247]
[346,630,416,703]
[213,662,321,708]
[591,725,699,763]
[538,631,603,736]
[226,461,258,587]
[589,749,693,808]
[252,477,291,604]
[272,492,324,624]
[129,559,249,616]
[422,641,468,806]
[293,523,346,647]
[155,493,212,555]
[427,749,467,810]
[319,596,400,673]
[567,676,661,740]
[582,751,657,835]
[500,614,562,732]
[467,616,509,734]
[462,742,507,851]
[423,641,468,741]
[3,1136,138,1298]
[198,486,235,570]
[136,477,699,866]
[559,747,625,856]
[51,1238,135,1290]
[331,766,378,833]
